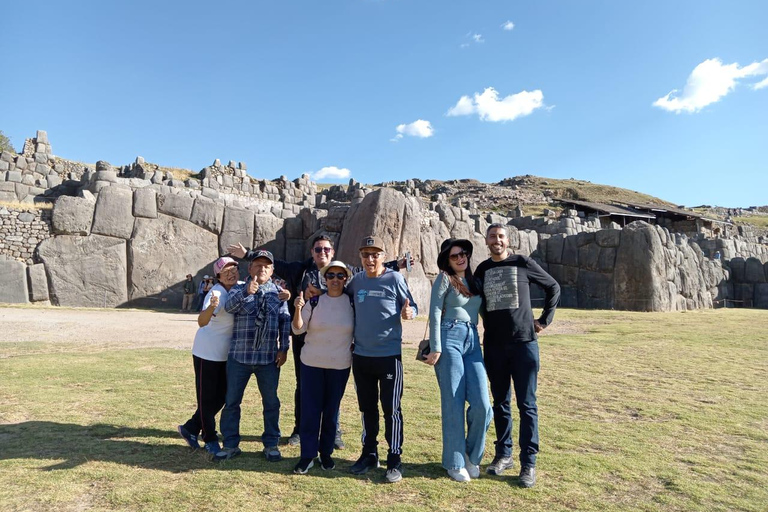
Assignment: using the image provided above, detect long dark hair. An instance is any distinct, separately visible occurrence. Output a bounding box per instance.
[443,254,481,297]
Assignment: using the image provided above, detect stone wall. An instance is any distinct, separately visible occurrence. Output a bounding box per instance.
[723,257,768,308]
[0,206,53,265]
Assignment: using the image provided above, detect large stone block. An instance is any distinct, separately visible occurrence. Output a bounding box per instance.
[744,257,766,283]
[220,207,255,255]
[577,270,613,309]
[253,213,284,258]
[27,263,49,302]
[133,187,158,218]
[157,191,194,221]
[190,198,224,234]
[613,221,670,311]
[0,258,29,304]
[91,186,134,239]
[128,215,219,307]
[52,195,95,235]
[37,235,128,307]
[284,217,303,239]
[546,234,566,264]
[596,229,621,248]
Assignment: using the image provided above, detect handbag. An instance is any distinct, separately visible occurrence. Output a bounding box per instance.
[416,296,446,363]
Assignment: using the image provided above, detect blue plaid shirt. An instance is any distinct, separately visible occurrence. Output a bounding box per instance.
[225,279,290,365]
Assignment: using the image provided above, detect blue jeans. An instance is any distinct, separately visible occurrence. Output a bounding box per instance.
[219,356,282,449]
[484,340,540,467]
[434,320,492,471]
[299,362,350,460]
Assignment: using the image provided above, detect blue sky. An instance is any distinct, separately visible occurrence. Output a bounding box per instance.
[2,0,766,207]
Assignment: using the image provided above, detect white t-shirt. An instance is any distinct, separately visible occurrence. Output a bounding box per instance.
[293,294,354,370]
[191,283,237,362]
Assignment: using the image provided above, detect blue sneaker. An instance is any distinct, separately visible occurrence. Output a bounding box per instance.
[203,441,221,460]
[177,425,200,450]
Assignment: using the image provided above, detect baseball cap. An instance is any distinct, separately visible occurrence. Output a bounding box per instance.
[359,235,385,252]
[213,256,238,276]
[251,249,274,263]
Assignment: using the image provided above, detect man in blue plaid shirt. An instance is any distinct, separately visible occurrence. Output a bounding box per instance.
[215,250,291,462]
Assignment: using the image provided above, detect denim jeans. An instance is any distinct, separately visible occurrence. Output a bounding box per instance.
[219,356,282,449]
[484,340,540,467]
[434,320,492,470]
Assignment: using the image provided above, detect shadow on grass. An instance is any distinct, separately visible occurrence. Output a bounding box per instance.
[0,421,448,480]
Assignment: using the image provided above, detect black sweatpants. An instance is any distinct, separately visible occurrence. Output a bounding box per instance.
[182,355,227,444]
[290,333,306,436]
[352,354,404,464]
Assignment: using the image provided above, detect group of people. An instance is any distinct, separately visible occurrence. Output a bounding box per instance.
[180,274,217,312]
[177,223,560,488]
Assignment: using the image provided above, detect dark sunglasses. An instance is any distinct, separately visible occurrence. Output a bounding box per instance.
[449,251,469,261]
[325,272,348,281]
[313,247,332,254]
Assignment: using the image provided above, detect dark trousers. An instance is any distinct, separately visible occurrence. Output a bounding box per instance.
[299,362,350,459]
[352,354,404,464]
[290,333,306,435]
[182,355,227,444]
[484,340,540,467]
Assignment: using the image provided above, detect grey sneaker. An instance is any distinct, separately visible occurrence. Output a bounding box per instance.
[213,446,241,461]
[486,455,514,475]
[349,453,379,475]
[385,462,403,483]
[334,429,345,450]
[263,445,283,462]
[287,433,301,446]
[519,465,536,488]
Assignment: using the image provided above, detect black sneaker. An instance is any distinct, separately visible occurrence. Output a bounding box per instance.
[334,429,345,450]
[318,453,335,470]
[349,452,379,475]
[486,455,514,475]
[519,465,536,488]
[293,457,314,474]
[177,425,200,450]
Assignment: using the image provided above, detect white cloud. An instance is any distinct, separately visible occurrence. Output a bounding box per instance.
[447,87,545,122]
[460,32,484,48]
[472,33,484,43]
[501,20,515,31]
[653,57,768,113]
[392,119,434,141]
[312,166,350,180]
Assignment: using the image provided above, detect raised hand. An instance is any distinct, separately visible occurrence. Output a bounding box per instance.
[247,278,259,295]
[294,290,306,310]
[209,294,220,309]
[401,298,414,320]
[227,242,247,259]
[305,283,322,299]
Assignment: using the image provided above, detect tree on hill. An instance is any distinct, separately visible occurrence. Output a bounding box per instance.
[0,130,15,153]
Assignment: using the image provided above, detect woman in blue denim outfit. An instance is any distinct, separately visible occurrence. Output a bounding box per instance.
[425,238,492,482]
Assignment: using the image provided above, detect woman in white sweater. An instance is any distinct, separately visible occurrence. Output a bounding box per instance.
[291,261,355,474]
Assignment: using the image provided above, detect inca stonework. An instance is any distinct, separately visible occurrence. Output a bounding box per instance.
[1,130,767,310]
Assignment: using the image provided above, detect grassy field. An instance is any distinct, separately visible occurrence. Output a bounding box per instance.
[0,308,766,511]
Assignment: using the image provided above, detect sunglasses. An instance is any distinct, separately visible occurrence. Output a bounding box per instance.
[325,272,348,281]
[314,247,332,254]
[449,251,469,261]
[360,252,382,260]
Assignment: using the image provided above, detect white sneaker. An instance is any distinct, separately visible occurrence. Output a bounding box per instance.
[447,468,471,482]
[464,454,480,478]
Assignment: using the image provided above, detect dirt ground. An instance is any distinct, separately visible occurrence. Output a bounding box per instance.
[0,304,580,353]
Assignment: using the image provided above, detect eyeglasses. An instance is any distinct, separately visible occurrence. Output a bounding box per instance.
[360,251,383,260]
[313,247,332,254]
[449,251,469,261]
[325,272,348,281]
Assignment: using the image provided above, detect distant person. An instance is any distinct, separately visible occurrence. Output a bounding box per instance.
[345,236,417,483]
[181,274,196,312]
[215,251,291,462]
[196,275,209,311]
[177,257,240,457]
[474,223,560,489]
[290,261,355,474]
[227,237,408,450]
[424,239,492,482]
[714,251,721,261]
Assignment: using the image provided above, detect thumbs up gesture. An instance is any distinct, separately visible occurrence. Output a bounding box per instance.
[294,290,306,310]
[401,298,414,320]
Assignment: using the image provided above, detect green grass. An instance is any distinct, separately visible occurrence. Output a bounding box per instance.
[1,309,767,511]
